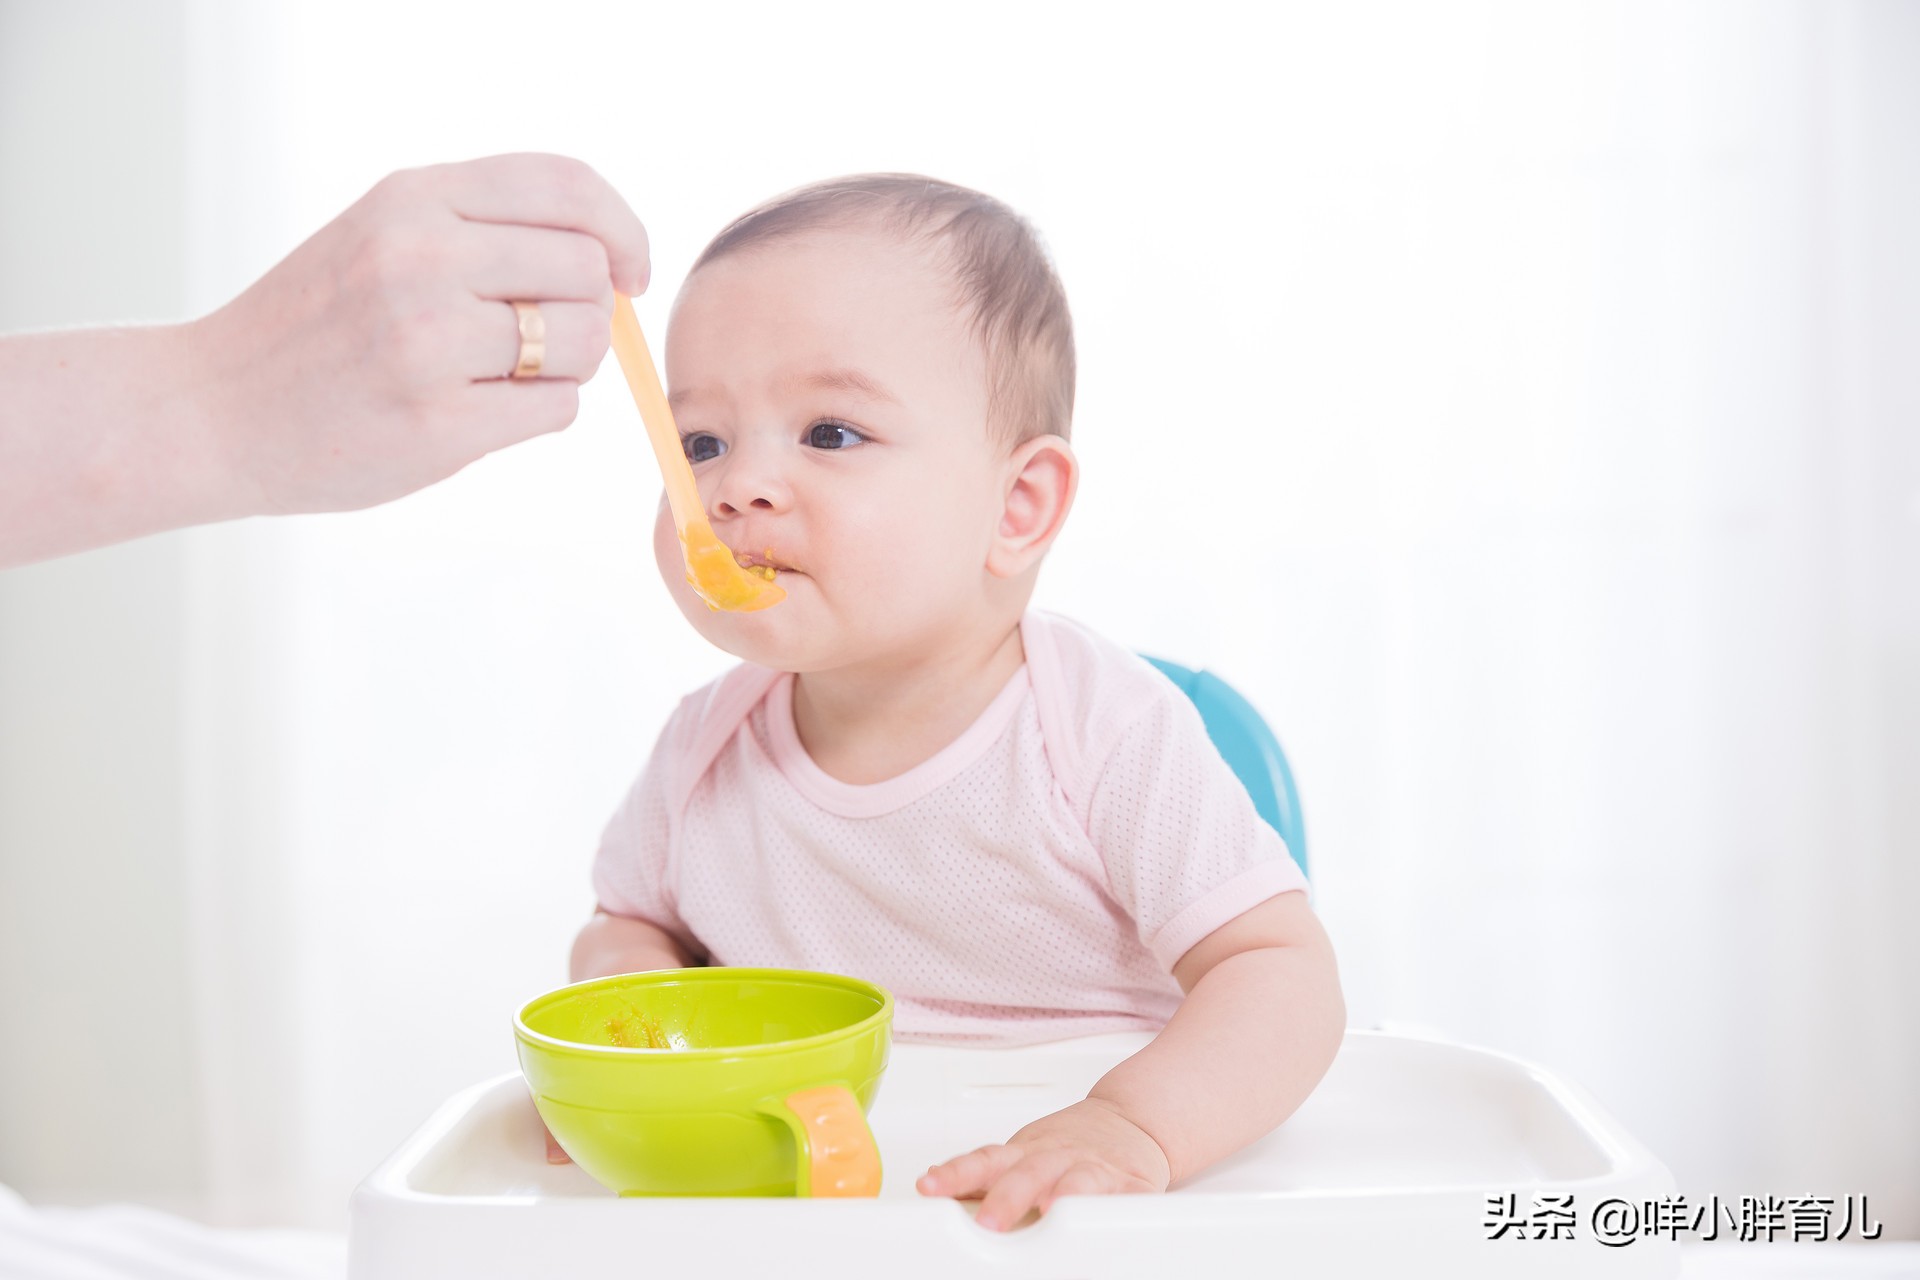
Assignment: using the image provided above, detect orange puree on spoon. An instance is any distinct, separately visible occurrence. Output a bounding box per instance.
[609,295,786,613]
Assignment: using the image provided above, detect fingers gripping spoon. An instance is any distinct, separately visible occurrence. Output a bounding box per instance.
[609,295,785,613]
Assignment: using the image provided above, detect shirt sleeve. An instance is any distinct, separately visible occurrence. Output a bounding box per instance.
[1085,688,1309,972]
[589,699,705,959]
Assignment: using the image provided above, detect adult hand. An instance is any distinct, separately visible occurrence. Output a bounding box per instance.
[0,152,650,567]
[193,152,648,514]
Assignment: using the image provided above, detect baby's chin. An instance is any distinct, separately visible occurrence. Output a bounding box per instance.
[669,575,825,670]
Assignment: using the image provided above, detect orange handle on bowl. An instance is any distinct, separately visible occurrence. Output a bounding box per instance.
[766,1084,882,1197]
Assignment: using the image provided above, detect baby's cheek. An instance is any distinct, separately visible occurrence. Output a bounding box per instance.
[842,540,968,632]
[892,517,990,596]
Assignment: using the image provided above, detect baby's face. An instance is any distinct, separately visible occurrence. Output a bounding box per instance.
[657,227,1009,672]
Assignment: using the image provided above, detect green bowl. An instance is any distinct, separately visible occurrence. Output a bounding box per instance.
[514,968,892,1197]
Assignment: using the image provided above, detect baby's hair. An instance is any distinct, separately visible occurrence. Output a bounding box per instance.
[689,173,1075,447]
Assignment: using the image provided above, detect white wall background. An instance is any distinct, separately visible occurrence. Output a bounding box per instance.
[0,0,206,1208]
[1,0,1915,1238]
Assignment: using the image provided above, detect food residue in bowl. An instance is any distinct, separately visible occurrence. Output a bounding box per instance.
[601,1006,677,1050]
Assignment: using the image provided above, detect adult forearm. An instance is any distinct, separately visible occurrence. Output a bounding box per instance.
[1089,942,1346,1185]
[0,321,245,567]
[569,910,702,982]
[3,155,653,570]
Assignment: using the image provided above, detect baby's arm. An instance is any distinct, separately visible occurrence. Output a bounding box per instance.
[569,909,702,982]
[917,890,1344,1229]
[1090,889,1343,1181]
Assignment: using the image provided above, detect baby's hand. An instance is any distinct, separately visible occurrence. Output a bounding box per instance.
[915,1098,1171,1231]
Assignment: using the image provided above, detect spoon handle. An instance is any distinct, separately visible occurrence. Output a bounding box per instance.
[610,294,705,533]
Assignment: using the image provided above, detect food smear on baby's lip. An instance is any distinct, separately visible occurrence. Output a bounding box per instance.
[601,1006,678,1050]
[737,548,778,581]
[680,521,786,613]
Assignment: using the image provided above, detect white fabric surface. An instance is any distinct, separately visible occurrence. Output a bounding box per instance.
[1680,1244,1920,1278]
[0,1185,344,1280]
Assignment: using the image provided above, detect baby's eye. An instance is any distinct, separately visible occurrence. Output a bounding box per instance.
[807,420,867,451]
[682,433,726,464]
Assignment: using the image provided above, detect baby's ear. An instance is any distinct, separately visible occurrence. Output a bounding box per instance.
[988,434,1077,579]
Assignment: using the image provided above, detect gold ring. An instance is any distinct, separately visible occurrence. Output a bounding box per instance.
[509,300,545,379]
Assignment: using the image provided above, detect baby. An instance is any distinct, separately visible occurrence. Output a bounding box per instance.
[569,175,1345,1230]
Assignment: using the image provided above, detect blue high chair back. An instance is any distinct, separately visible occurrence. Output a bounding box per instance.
[1142,657,1308,880]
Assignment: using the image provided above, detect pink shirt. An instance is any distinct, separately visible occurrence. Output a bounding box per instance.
[591,611,1307,1046]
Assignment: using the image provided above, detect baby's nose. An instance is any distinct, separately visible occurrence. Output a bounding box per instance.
[710,453,791,517]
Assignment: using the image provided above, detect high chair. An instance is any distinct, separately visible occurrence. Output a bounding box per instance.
[1143,655,1308,879]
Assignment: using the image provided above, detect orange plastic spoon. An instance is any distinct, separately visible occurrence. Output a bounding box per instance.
[609,294,786,613]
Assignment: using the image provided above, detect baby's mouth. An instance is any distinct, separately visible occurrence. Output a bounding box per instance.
[733,549,799,577]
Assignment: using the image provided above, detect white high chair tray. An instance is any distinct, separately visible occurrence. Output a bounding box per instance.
[349,1030,1678,1278]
